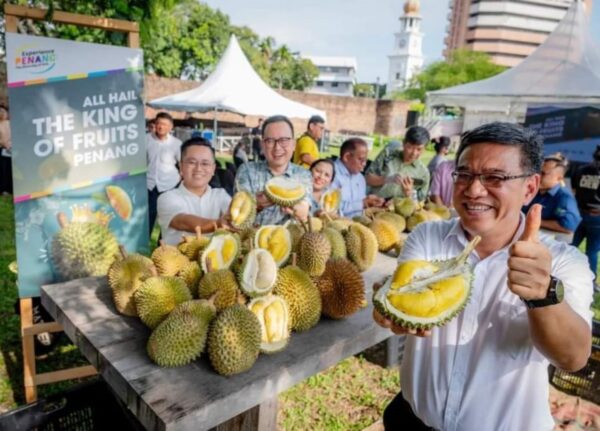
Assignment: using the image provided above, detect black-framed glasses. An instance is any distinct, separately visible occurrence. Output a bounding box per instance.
[263,137,293,147]
[451,171,533,188]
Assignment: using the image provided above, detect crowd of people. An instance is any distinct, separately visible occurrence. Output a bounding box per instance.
[141,112,595,430]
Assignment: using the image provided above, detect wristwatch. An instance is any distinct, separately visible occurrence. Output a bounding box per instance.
[522,276,564,309]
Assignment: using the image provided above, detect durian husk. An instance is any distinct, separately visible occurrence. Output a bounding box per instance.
[273,265,322,332]
[230,190,257,229]
[152,243,190,276]
[315,259,365,319]
[107,250,157,316]
[264,177,306,207]
[344,223,378,272]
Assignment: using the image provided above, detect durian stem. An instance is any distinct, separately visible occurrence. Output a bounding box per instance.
[118,245,128,259]
[456,235,481,265]
[195,226,202,239]
[291,252,297,267]
[307,216,313,233]
[323,212,333,223]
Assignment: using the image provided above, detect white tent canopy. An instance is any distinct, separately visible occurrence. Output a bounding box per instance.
[148,35,326,120]
[427,0,600,112]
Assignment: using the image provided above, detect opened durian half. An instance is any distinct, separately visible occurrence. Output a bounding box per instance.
[373,235,480,330]
[320,188,342,213]
[264,177,306,207]
[200,232,240,272]
[238,248,278,297]
[248,295,290,353]
[229,190,257,229]
[254,225,292,267]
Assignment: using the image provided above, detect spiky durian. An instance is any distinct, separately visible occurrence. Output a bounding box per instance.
[134,276,192,328]
[326,218,353,233]
[177,260,202,297]
[207,304,262,376]
[264,177,306,207]
[406,209,443,232]
[51,211,119,280]
[322,227,347,259]
[315,259,365,319]
[369,218,402,253]
[373,236,480,330]
[286,222,304,254]
[273,266,321,332]
[375,212,406,234]
[345,223,378,272]
[177,227,210,260]
[424,202,452,220]
[107,248,157,316]
[147,300,216,367]
[229,191,257,229]
[238,248,278,297]
[248,295,290,353]
[198,269,240,311]
[200,232,240,273]
[393,197,418,218]
[151,243,190,276]
[297,231,331,277]
[254,225,292,267]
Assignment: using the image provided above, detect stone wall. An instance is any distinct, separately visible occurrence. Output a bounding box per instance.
[144,75,410,137]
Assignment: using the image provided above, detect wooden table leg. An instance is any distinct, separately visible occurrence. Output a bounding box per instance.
[210,397,278,431]
[20,298,37,403]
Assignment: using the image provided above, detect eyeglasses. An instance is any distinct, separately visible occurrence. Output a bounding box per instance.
[451,171,533,188]
[183,159,215,169]
[263,137,293,147]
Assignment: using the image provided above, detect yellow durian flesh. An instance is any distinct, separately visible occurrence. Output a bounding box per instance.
[248,295,290,353]
[264,177,306,207]
[230,191,256,228]
[320,189,341,213]
[391,260,439,288]
[254,225,292,266]
[200,233,239,272]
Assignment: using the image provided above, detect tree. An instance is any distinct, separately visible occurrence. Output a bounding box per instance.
[396,49,506,102]
[354,83,375,98]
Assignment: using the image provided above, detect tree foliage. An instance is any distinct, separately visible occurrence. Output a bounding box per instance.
[0,0,318,90]
[395,49,506,102]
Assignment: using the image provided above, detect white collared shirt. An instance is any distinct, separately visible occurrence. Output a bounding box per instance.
[399,216,594,431]
[157,184,231,245]
[146,133,182,192]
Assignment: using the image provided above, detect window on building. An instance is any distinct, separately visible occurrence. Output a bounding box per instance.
[396,72,400,80]
[316,81,324,87]
[332,82,339,88]
[331,67,339,73]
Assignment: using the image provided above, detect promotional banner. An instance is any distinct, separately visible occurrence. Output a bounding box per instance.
[524,105,600,163]
[6,33,149,297]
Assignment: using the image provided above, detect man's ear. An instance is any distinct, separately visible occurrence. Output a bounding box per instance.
[523,174,541,205]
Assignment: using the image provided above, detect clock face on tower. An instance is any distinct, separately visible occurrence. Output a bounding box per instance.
[398,38,407,48]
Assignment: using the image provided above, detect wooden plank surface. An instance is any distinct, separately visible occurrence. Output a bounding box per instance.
[41,253,397,431]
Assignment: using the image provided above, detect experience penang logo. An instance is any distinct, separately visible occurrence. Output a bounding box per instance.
[15,45,56,74]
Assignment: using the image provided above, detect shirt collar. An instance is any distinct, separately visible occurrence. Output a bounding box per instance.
[180,182,211,197]
[444,213,525,256]
[335,159,353,177]
[261,160,296,178]
[544,183,561,196]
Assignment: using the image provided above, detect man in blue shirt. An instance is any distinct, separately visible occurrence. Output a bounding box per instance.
[522,153,581,241]
[331,138,385,217]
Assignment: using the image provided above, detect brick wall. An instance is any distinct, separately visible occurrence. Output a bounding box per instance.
[144,75,410,137]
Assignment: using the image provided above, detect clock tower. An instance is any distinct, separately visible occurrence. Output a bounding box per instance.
[387,0,424,94]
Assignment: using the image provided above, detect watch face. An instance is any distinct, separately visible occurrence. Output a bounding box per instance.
[555,278,564,303]
[399,39,406,48]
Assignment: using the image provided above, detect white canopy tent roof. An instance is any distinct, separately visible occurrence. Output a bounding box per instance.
[426,0,600,112]
[148,35,326,120]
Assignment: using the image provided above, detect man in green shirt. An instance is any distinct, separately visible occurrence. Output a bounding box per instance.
[366,126,430,200]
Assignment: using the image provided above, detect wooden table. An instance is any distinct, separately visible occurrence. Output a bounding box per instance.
[41,253,398,431]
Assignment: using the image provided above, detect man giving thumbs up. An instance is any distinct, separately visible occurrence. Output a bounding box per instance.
[375,123,593,431]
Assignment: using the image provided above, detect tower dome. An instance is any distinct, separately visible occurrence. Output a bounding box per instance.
[404,0,420,15]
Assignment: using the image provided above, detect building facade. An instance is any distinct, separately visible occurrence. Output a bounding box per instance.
[387,0,425,94]
[445,0,593,67]
[304,56,357,97]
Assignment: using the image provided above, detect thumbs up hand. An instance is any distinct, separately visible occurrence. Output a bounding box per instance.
[507,204,553,301]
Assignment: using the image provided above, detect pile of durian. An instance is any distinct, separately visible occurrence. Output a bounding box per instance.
[351,197,453,257]
[106,189,384,376]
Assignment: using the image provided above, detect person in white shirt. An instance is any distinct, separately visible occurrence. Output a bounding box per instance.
[374,122,594,431]
[147,112,182,236]
[157,137,232,245]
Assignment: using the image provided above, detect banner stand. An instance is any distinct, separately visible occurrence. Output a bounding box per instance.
[4,4,140,403]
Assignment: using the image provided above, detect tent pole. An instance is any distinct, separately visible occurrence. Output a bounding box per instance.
[213,108,218,150]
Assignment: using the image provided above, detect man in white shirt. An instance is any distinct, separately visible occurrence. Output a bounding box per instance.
[157,137,231,245]
[374,122,594,431]
[147,112,182,236]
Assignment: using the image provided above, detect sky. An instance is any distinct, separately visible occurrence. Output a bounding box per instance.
[203,0,600,83]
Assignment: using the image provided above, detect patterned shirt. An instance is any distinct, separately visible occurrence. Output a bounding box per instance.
[366,149,430,200]
[235,160,312,225]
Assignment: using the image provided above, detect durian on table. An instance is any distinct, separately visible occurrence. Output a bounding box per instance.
[373,236,481,330]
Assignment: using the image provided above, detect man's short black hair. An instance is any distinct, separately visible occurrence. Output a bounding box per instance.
[340,138,368,158]
[404,126,430,146]
[308,115,325,127]
[261,115,294,137]
[309,158,336,182]
[456,122,543,173]
[155,112,174,123]
[181,137,215,160]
